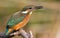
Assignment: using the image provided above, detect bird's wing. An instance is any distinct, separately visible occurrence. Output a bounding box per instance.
[5,11,32,35]
[7,11,25,27]
[5,11,25,34]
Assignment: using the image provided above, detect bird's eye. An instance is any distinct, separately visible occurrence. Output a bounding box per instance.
[29,8,32,9]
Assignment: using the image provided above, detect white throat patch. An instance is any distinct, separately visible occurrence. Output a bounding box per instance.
[22,11,32,14]
[22,11,28,14]
[30,12,32,14]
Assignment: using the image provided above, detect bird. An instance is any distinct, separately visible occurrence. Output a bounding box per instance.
[4,5,43,36]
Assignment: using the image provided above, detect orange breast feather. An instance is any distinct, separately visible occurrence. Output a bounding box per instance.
[13,14,31,30]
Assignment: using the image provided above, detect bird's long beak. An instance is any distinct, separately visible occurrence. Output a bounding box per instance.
[34,6,43,9]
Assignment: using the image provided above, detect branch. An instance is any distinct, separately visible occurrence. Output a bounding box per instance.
[10,29,33,38]
[0,32,5,38]
[0,29,33,38]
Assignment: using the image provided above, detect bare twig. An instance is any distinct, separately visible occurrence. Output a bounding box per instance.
[0,32,5,38]
[0,29,33,38]
[10,29,33,38]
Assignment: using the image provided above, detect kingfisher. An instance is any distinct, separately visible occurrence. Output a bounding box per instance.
[4,5,43,36]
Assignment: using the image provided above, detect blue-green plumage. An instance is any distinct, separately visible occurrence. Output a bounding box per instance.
[5,11,26,35]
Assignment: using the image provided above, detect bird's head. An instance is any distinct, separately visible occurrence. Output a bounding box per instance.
[21,5,43,14]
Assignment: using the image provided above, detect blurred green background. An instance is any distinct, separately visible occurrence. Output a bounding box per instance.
[0,0,60,38]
